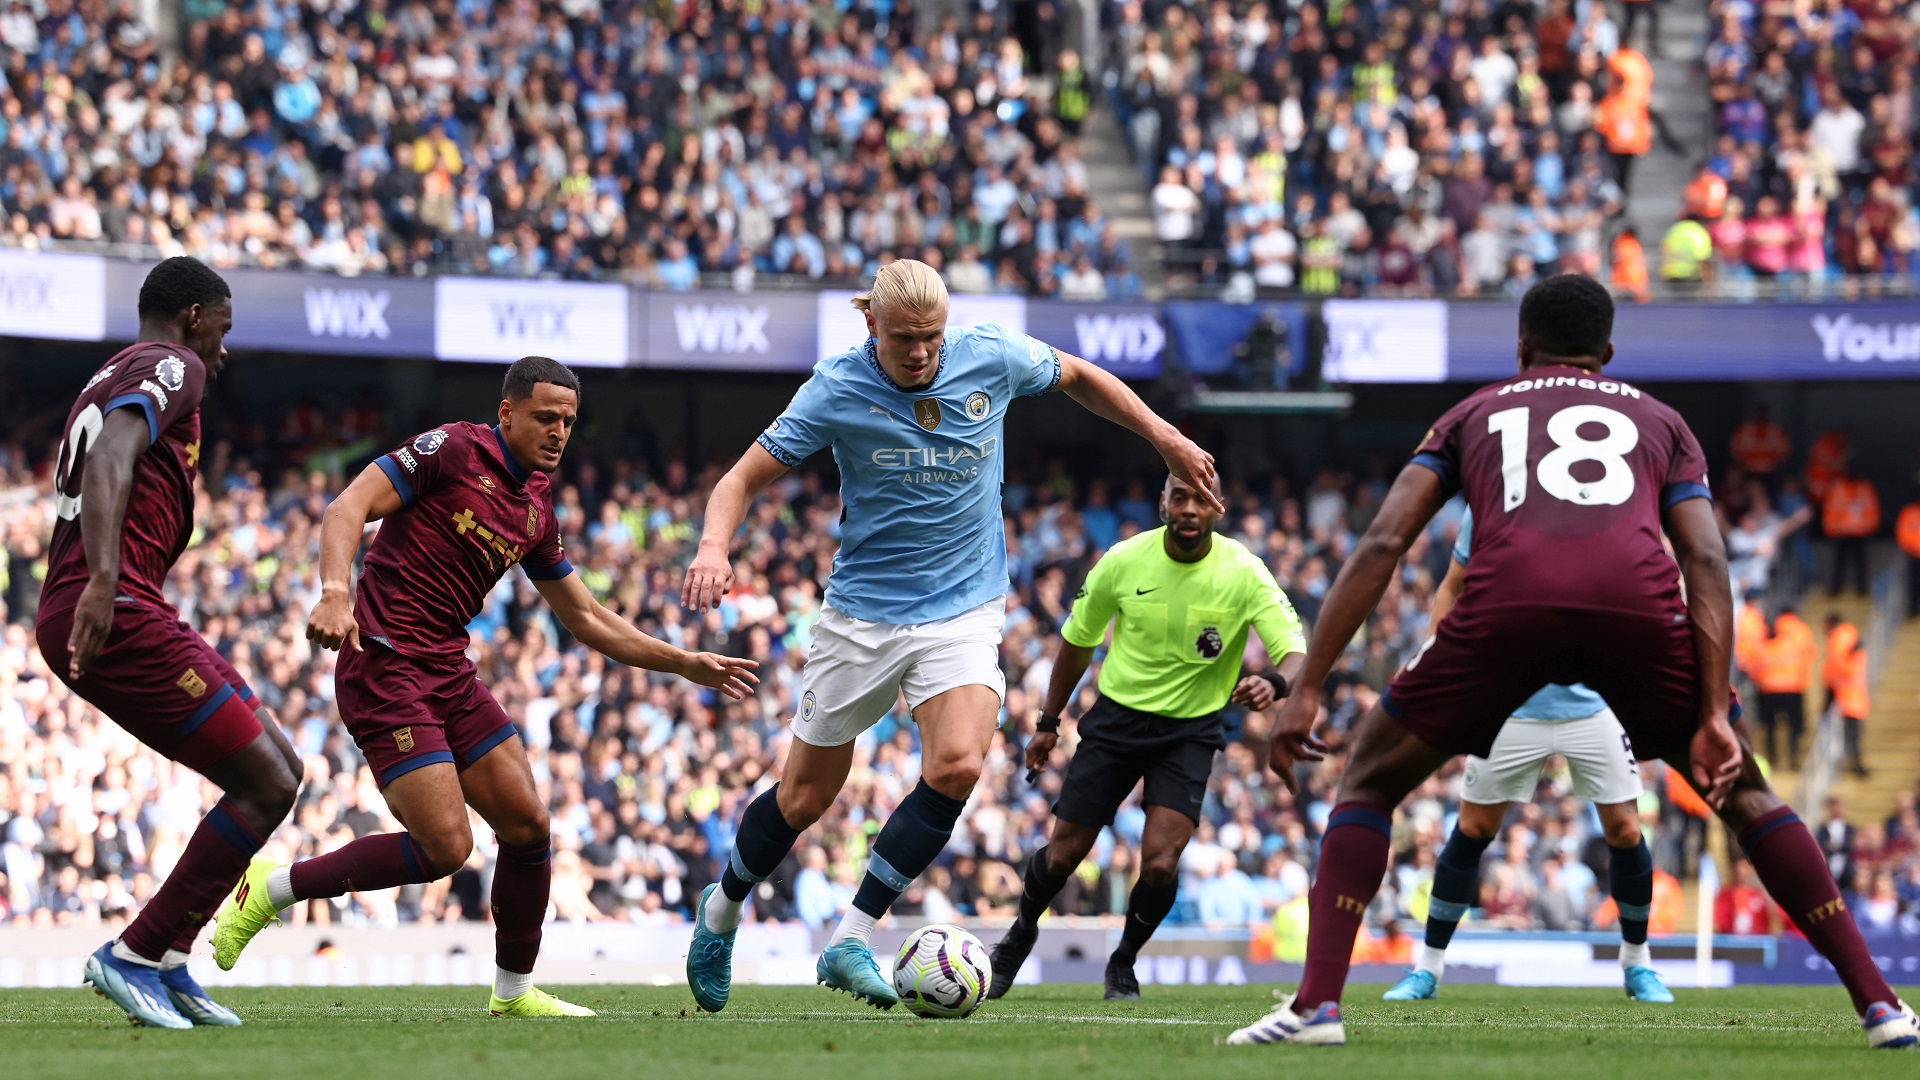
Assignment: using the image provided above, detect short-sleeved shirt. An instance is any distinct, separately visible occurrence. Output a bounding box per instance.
[40,342,208,614]
[357,422,573,662]
[755,323,1060,625]
[1062,530,1307,719]
[1411,366,1709,621]
[1452,508,1608,721]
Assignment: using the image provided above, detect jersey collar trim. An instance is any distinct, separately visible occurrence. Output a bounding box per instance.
[863,337,949,395]
[491,425,532,485]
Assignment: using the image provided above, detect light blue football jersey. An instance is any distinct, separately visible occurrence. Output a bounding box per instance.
[1452,508,1609,721]
[755,323,1061,624]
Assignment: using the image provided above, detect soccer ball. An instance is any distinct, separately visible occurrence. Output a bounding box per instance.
[892,923,990,1018]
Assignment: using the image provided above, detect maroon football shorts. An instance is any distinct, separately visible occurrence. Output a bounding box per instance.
[1383,601,1742,762]
[37,599,264,771]
[335,640,519,789]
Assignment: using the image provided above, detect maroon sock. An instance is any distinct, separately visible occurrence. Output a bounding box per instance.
[288,832,439,900]
[1295,802,1394,1011]
[1741,805,1894,1014]
[121,798,263,962]
[492,839,552,976]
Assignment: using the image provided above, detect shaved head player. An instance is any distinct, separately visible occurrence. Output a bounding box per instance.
[1228,274,1917,1050]
[210,356,759,1018]
[38,257,302,1029]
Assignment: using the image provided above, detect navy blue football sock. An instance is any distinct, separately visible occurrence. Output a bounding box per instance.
[720,784,803,904]
[1426,827,1493,950]
[851,780,968,918]
[1610,838,1654,946]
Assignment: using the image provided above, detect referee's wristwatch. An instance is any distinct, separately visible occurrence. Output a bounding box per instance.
[1260,672,1290,699]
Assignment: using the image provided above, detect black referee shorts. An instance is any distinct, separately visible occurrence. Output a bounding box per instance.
[1053,696,1225,828]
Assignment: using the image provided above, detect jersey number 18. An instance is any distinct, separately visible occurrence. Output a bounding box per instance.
[1487,404,1639,511]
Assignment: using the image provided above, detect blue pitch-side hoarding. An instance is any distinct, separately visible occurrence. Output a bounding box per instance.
[1448,301,1920,382]
[30,248,1920,379]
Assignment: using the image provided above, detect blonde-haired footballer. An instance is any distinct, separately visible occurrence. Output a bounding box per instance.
[680,260,1222,1011]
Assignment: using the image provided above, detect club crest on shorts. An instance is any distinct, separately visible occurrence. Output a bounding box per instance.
[1464,762,1478,787]
[176,667,208,698]
[155,356,186,392]
[413,429,448,455]
[394,727,415,753]
[965,391,990,420]
[913,398,942,431]
[801,690,817,722]
[1194,626,1224,659]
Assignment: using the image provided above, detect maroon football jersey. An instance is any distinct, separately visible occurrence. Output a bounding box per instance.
[40,343,207,614]
[1411,365,1711,618]
[355,422,571,661]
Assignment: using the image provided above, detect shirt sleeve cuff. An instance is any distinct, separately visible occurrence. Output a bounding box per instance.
[756,431,804,467]
[522,558,574,581]
[1409,452,1460,497]
[103,393,159,445]
[375,455,416,505]
[1024,343,1062,398]
[1661,481,1712,509]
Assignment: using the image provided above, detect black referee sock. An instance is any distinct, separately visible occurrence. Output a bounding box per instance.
[1017,845,1076,925]
[1113,878,1179,962]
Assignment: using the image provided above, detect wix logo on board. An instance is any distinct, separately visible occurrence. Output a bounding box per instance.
[674,304,771,354]
[304,288,392,340]
[1073,314,1165,364]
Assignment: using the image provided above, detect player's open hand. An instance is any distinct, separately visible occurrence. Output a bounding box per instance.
[681,544,734,612]
[1267,692,1329,792]
[1688,711,1742,810]
[306,590,361,652]
[1232,675,1277,711]
[679,651,761,699]
[1156,433,1225,515]
[66,574,117,680]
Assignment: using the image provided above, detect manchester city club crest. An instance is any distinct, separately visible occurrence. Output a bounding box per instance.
[965,391,989,420]
[913,399,942,431]
[155,356,186,392]
[414,429,448,455]
[800,690,817,722]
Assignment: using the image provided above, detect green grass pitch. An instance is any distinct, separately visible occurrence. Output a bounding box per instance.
[4,984,1913,1079]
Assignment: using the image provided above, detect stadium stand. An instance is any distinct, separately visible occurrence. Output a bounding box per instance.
[1667,0,1920,294]
[0,0,1156,297]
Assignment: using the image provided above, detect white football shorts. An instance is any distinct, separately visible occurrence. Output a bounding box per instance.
[1461,708,1642,806]
[789,598,1007,747]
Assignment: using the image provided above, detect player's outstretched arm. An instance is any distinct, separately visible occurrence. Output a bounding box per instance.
[1054,351,1225,515]
[683,443,789,612]
[534,572,760,699]
[308,462,406,652]
[1665,495,1741,807]
[1267,464,1447,789]
[66,408,151,679]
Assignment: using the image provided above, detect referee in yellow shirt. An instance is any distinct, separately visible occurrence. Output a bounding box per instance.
[986,473,1308,1001]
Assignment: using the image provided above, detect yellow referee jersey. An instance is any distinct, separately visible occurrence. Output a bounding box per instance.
[1061,529,1307,719]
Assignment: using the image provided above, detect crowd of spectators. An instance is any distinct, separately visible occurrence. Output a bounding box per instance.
[0,392,1743,942]
[1664,0,1920,292]
[1125,0,1651,298]
[0,0,1147,298]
